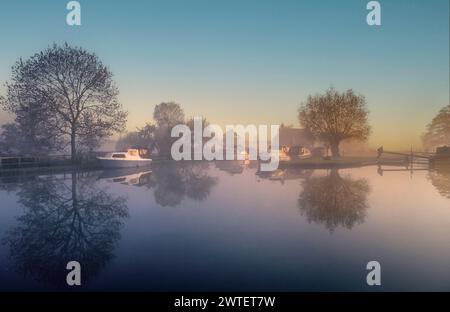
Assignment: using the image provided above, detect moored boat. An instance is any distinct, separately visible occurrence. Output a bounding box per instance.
[279,145,312,161]
[97,148,152,168]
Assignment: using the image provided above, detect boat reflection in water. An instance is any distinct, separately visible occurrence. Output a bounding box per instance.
[99,162,218,206]
[99,168,152,186]
[215,160,247,175]
[0,162,218,289]
[256,167,313,184]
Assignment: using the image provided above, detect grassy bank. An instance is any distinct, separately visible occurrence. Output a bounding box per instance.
[0,163,102,176]
[0,158,178,176]
[0,156,409,176]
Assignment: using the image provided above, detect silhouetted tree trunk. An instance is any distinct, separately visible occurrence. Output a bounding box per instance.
[71,128,77,162]
[72,171,78,205]
[153,102,185,158]
[330,141,341,157]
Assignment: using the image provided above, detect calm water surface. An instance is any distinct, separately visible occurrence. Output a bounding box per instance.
[0,161,449,291]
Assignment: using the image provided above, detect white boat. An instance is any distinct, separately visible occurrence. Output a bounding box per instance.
[279,145,312,161]
[298,147,312,159]
[97,148,152,168]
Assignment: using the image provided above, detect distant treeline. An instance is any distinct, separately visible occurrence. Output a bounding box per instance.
[1,43,447,161]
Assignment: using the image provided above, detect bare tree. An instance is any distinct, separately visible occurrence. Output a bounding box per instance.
[185,117,209,131]
[153,102,185,157]
[0,90,62,155]
[422,105,450,151]
[0,123,22,154]
[1,43,127,161]
[298,88,371,157]
[115,123,158,152]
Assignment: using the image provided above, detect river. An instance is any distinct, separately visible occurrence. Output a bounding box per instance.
[0,161,449,291]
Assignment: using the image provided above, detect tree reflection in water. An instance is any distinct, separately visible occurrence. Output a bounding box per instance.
[428,164,450,199]
[2,171,128,286]
[147,162,218,207]
[298,169,370,232]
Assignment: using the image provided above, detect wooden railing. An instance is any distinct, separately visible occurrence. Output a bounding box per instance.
[0,155,73,169]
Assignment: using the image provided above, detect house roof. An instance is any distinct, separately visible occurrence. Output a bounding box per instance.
[279,127,313,147]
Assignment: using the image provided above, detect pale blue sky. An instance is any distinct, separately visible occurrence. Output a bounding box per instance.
[0,0,448,149]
